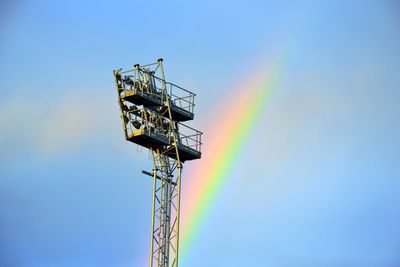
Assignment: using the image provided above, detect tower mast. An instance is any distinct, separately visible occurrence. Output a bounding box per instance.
[113,59,202,267]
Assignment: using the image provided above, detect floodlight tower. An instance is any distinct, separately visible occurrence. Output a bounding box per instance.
[113,59,202,267]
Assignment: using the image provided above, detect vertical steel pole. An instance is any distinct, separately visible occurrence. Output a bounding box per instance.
[149,148,157,267]
[164,156,171,267]
[157,58,167,102]
[174,164,182,267]
[159,57,183,267]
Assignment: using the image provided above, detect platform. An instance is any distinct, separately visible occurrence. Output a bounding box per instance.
[121,89,194,122]
[159,104,194,122]
[122,88,163,107]
[127,128,201,162]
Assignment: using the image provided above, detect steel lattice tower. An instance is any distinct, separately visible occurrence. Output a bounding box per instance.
[113,59,202,267]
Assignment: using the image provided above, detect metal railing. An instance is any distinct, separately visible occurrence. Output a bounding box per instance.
[123,106,202,153]
[123,105,170,140]
[116,69,196,116]
[166,82,196,114]
[177,123,202,153]
[121,75,165,102]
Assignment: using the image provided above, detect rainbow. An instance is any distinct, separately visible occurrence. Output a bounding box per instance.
[180,58,282,258]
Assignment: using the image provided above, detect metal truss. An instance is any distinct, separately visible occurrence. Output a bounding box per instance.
[148,147,182,267]
[113,59,201,267]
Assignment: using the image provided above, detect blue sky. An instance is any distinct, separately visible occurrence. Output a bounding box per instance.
[1,1,400,267]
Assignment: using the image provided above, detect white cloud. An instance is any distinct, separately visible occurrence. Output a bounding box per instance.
[39,94,98,153]
[0,91,120,159]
